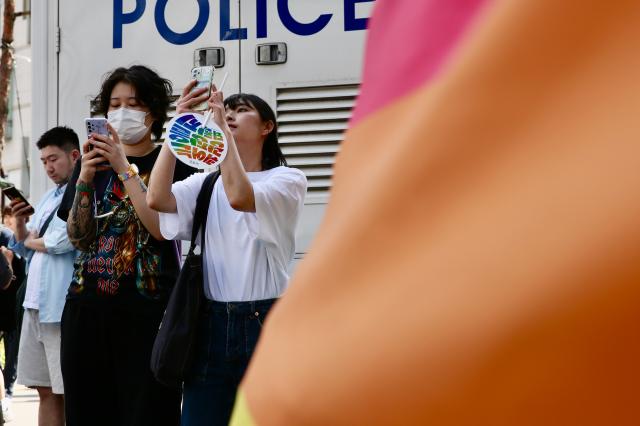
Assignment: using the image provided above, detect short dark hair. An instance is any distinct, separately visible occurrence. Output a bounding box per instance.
[36,126,80,152]
[2,206,11,218]
[224,93,287,170]
[93,65,173,141]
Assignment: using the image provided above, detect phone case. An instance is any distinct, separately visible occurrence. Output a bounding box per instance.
[84,118,111,167]
[2,186,34,213]
[4,185,25,199]
[191,66,215,110]
[85,118,109,138]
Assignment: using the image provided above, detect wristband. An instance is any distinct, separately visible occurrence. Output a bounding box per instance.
[76,181,94,194]
[117,163,139,182]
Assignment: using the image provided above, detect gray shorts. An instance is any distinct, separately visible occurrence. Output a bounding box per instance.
[17,309,64,394]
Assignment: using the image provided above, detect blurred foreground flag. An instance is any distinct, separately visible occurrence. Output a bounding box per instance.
[233,0,640,424]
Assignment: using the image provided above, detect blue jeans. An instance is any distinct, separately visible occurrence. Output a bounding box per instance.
[181,298,276,426]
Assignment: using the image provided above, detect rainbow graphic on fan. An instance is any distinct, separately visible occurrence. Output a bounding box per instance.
[166,112,227,169]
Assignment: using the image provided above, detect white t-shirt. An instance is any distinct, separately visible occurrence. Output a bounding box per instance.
[159,166,307,302]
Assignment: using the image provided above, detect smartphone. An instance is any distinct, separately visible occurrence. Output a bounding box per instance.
[2,186,34,215]
[84,117,110,166]
[190,65,215,110]
[0,180,14,190]
[85,117,109,140]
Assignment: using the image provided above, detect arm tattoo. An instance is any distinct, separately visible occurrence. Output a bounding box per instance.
[135,175,148,193]
[67,179,97,252]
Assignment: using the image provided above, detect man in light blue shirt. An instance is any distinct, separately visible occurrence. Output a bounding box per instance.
[9,126,80,426]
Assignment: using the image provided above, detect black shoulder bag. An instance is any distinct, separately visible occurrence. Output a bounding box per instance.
[150,171,220,388]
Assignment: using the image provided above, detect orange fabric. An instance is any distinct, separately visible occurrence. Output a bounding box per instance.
[241,0,640,424]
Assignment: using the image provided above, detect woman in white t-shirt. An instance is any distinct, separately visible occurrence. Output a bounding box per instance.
[147,82,307,425]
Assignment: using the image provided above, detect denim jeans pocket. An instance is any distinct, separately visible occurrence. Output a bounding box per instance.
[244,306,271,359]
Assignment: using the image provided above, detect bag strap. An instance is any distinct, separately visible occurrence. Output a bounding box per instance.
[38,205,60,238]
[189,171,221,254]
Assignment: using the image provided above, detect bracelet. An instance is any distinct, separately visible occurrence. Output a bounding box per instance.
[76,181,95,193]
[117,163,139,182]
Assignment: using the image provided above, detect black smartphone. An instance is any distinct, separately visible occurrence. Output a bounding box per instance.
[2,186,35,215]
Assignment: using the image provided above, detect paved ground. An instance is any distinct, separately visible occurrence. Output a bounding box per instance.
[4,385,38,425]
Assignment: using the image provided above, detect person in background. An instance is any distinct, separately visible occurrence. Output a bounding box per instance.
[2,208,16,234]
[9,126,80,426]
[147,82,307,425]
[0,246,15,425]
[0,207,25,424]
[58,65,194,426]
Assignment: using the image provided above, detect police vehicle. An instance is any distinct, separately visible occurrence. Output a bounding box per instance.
[30,0,374,267]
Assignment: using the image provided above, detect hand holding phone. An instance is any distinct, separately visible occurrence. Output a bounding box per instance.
[190,66,215,110]
[3,186,34,216]
[85,117,109,141]
[85,118,110,167]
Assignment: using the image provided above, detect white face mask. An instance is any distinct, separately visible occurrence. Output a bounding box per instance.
[107,107,150,145]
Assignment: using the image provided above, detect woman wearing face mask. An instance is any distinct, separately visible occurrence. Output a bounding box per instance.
[57,65,195,426]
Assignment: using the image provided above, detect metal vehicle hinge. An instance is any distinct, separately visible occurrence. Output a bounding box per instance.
[55,27,61,54]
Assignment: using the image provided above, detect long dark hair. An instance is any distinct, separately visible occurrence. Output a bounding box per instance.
[93,65,172,141]
[224,93,287,170]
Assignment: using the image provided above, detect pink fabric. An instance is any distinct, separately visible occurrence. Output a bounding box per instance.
[351,0,489,125]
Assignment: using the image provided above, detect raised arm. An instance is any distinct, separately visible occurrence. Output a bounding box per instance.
[148,80,209,213]
[218,130,255,212]
[147,143,178,213]
[207,88,256,212]
[67,140,103,251]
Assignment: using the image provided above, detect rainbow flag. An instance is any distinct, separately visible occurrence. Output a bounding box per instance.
[233,0,640,424]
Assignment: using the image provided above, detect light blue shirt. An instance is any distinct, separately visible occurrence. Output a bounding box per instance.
[10,185,78,323]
